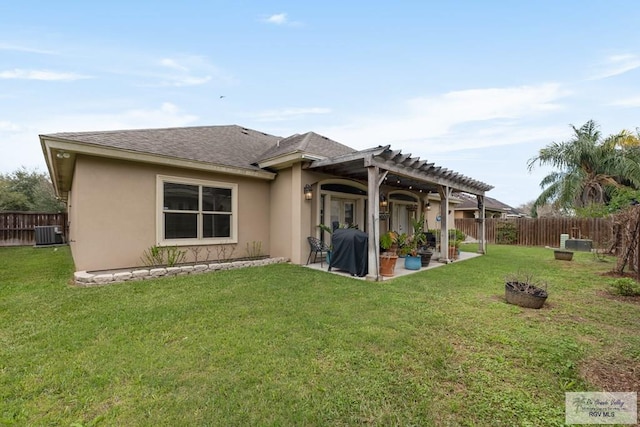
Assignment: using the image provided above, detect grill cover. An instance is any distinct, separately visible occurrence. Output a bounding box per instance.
[329,228,369,277]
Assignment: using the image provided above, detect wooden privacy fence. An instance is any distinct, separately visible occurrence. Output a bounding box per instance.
[0,212,67,246]
[455,217,613,248]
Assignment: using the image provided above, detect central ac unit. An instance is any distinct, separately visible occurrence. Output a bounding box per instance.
[34,226,63,246]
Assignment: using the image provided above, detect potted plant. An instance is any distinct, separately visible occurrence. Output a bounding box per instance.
[448,239,460,260]
[397,233,410,257]
[379,230,399,277]
[554,249,574,261]
[405,215,427,270]
[404,236,422,270]
[504,272,548,309]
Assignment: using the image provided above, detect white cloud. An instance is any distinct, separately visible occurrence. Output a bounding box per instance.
[170,75,212,87]
[160,58,189,72]
[262,12,302,27]
[0,121,21,131]
[265,13,288,25]
[609,95,640,107]
[254,107,332,122]
[0,68,90,81]
[0,43,56,55]
[587,54,640,80]
[320,83,569,151]
[36,102,199,133]
[154,55,227,87]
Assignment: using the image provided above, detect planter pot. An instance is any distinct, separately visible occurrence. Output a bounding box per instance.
[404,255,422,270]
[379,254,398,277]
[505,282,548,309]
[418,250,433,267]
[554,249,573,261]
[448,246,458,260]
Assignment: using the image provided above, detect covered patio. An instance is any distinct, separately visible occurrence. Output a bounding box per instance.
[304,250,481,280]
[305,145,493,281]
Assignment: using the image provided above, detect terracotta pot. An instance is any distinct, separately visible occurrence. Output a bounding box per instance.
[379,254,398,277]
[448,246,458,260]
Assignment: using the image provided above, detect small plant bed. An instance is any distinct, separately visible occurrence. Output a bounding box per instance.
[505,273,548,309]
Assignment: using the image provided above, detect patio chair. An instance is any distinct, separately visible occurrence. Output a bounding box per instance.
[306,236,331,267]
[424,232,437,250]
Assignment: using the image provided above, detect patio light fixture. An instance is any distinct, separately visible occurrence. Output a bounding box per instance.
[379,194,388,208]
[304,184,313,200]
[425,201,431,211]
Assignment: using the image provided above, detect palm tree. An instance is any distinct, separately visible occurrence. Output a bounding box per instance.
[527,120,640,217]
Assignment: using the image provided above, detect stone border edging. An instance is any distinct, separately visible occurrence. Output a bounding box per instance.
[73,257,289,286]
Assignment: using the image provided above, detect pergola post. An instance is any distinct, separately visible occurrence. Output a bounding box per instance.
[438,186,453,263]
[476,195,486,254]
[366,164,380,281]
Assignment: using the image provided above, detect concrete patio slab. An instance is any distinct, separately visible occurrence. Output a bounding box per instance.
[303,250,481,280]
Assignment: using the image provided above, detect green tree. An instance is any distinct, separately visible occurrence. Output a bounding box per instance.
[527,120,640,217]
[0,167,65,212]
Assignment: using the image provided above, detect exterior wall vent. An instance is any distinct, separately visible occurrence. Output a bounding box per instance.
[34,226,63,246]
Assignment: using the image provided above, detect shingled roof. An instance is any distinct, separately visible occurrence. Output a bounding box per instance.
[456,193,517,213]
[43,125,281,172]
[255,131,356,164]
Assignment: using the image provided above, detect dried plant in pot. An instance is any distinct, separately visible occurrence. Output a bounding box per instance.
[554,249,573,261]
[505,272,548,309]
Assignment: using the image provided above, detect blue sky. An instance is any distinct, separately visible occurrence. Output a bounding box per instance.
[1,1,639,207]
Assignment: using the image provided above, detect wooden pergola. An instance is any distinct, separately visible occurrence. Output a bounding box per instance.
[306,145,494,281]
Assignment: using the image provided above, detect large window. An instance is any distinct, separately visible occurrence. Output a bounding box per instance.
[157,176,237,245]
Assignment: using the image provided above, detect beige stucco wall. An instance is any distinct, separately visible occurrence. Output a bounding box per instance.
[268,168,293,261]
[267,166,333,265]
[69,155,272,272]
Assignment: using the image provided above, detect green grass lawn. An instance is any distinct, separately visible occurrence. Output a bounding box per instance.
[1,244,638,426]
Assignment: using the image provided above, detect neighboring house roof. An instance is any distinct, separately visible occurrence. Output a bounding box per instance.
[44,125,281,172]
[456,193,520,215]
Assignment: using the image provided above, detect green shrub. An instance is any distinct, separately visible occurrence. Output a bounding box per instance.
[164,246,186,266]
[609,278,640,296]
[141,245,165,267]
[496,221,518,244]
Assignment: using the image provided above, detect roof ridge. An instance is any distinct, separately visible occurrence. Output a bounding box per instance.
[45,124,279,138]
[297,132,314,152]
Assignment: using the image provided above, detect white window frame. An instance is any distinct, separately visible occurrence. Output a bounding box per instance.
[156,175,238,246]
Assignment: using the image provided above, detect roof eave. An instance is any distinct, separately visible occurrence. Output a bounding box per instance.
[257,151,325,170]
[40,136,277,199]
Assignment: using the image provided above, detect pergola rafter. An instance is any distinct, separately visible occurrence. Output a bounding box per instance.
[306,145,493,280]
